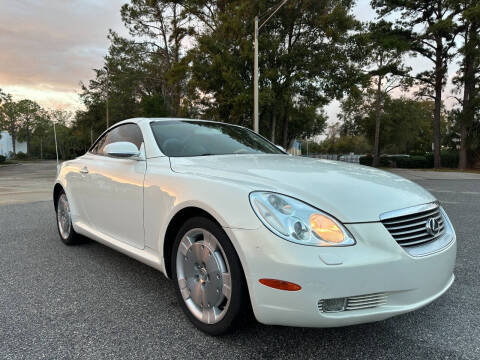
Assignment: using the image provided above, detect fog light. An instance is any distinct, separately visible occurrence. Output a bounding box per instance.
[321,298,347,312]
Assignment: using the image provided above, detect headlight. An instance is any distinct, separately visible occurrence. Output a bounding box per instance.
[249,192,355,247]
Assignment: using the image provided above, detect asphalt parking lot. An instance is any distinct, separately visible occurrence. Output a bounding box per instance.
[0,162,479,359]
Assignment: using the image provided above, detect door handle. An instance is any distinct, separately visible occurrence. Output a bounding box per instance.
[80,167,89,174]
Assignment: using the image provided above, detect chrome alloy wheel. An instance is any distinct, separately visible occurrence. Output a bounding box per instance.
[57,193,71,240]
[176,228,232,324]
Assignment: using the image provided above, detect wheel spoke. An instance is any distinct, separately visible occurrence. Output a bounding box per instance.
[222,272,231,299]
[202,230,216,251]
[57,194,71,239]
[179,236,193,256]
[190,281,203,305]
[202,307,218,324]
[178,278,190,300]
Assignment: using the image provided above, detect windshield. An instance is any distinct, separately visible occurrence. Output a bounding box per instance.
[150,120,284,157]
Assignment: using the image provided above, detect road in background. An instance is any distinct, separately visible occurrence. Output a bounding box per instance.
[0,162,479,359]
[0,161,57,205]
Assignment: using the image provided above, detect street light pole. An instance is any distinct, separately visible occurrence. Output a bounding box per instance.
[254,16,259,133]
[253,0,288,134]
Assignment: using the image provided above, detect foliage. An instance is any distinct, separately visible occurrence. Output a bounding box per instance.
[14,152,28,160]
[185,0,361,146]
[370,0,462,168]
[360,152,459,168]
[340,93,438,154]
[450,0,480,168]
[0,99,22,154]
[314,134,371,155]
[0,155,5,163]
[1,2,479,165]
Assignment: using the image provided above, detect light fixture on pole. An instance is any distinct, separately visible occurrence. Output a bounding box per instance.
[253,0,288,133]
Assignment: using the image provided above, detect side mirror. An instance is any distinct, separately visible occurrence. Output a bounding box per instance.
[104,141,141,158]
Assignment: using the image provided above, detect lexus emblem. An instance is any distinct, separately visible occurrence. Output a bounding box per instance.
[425,217,440,236]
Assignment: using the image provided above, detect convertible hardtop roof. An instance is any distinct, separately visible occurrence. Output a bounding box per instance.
[117,117,218,126]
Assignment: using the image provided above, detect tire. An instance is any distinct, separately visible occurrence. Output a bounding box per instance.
[171,216,249,335]
[55,190,81,245]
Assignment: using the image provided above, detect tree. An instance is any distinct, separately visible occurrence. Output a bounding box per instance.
[452,0,480,169]
[50,110,80,160]
[17,99,42,156]
[120,0,192,115]
[0,99,21,155]
[31,110,52,160]
[358,21,411,166]
[371,0,461,168]
[0,89,11,141]
[0,88,9,105]
[185,0,361,146]
[339,93,437,154]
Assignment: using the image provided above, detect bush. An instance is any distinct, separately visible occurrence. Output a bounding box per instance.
[359,155,373,166]
[396,156,429,168]
[14,152,28,160]
[0,155,5,163]
[425,152,459,168]
[361,152,460,169]
[359,155,401,167]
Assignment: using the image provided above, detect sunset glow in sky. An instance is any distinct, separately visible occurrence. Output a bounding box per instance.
[0,0,126,110]
[0,0,459,122]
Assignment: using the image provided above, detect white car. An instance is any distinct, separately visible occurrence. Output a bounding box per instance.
[53,118,456,335]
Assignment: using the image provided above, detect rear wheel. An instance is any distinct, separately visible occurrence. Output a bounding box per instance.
[172,217,248,335]
[55,190,81,245]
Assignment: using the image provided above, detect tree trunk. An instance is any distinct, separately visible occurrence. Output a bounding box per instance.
[271,113,276,143]
[26,125,30,156]
[40,137,43,160]
[433,38,444,169]
[373,74,383,167]
[282,112,289,149]
[459,23,477,170]
[10,124,16,155]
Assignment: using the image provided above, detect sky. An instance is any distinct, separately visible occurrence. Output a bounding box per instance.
[0,0,126,110]
[0,0,461,124]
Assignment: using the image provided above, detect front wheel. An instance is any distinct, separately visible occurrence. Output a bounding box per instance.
[172,217,248,335]
[55,190,81,245]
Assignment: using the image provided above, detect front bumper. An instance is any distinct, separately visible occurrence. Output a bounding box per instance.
[225,222,456,328]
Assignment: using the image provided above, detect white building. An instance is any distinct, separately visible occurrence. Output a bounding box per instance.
[0,131,27,157]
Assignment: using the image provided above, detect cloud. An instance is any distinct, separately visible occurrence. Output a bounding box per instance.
[0,0,126,109]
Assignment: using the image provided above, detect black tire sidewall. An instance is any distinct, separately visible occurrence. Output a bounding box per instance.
[171,216,247,335]
[55,190,78,245]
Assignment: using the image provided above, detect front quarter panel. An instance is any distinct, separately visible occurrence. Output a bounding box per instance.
[54,157,85,227]
[143,157,261,254]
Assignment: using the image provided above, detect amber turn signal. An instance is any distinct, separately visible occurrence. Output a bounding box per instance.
[259,278,302,291]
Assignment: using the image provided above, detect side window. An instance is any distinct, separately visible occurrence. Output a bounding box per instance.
[90,124,144,156]
[90,134,107,154]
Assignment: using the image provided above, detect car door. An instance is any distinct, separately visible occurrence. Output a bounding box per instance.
[82,123,146,249]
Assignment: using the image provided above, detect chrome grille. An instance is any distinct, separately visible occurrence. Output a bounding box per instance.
[345,293,387,310]
[381,204,445,247]
[317,293,387,312]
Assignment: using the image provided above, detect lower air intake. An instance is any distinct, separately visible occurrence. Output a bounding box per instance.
[318,293,387,313]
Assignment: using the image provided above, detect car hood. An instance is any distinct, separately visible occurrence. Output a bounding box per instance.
[169,154,436,223]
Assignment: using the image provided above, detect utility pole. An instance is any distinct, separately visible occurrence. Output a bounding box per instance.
[253,0,288,134]
[254,16,259,133]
